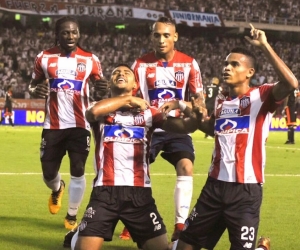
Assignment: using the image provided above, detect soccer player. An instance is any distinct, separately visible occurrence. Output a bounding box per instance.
[120,16,204,242]
[0,85,16,127]
[204,77,222,139]
[170,23,298,250]
[71,64,201,250]
[28,16,107,230]
[283,89,299,144]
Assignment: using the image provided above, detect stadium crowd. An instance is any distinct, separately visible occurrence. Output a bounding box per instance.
[1,22,300,95]
[45,0,300,23]
[1,1,300,113]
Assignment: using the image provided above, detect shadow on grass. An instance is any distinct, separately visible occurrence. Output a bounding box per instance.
[0,216,138,250]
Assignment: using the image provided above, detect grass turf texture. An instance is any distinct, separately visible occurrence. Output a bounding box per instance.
[0,126,299,249]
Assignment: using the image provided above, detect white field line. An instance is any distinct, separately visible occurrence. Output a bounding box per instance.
[0,173,300,177]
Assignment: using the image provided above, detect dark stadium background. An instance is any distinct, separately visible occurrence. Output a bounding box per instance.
[0,0,299,129]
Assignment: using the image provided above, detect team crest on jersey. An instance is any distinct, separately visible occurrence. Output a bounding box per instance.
[215,116,250,134]
[240,96,250,109]
[77,63,86,72]
[134,114,145,125]
[175,71,184,82]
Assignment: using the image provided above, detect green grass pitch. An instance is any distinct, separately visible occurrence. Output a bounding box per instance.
[0,126,299,249]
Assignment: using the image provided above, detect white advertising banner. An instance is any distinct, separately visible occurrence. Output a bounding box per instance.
[168,10,224,27]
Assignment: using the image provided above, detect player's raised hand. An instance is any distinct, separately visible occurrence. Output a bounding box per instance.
[244,23,268,47]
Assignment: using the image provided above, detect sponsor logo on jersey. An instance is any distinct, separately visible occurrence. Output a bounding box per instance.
[215,116,250,134]
[103,125,144,143]
[173,63,191,67]
[49,63,57,67]
[56,69,77,77]
[147,73,155,78]
[49,78,83,93]
[154,79,176,88]
[77,63,86,72]
[243,242,253,249]
[240,96,250,108]
[140,63,158,67]
[220,108,240,116]
[149,89,183,106]
[83,207,96,218]
[175,71,184,82]
[189,207,198,221]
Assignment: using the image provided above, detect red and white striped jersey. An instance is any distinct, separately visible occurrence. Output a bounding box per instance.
[32,46,103,130]
[209,84,282,184]
[91,106,165,187]
[132,50,203,117]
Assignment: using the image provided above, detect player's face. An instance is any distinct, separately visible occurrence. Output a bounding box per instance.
[222,53,255,86]
[151,22,178,57]
[57,21,80,53]
[110,66,136,93]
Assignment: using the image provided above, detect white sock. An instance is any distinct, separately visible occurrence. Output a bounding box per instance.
[68,175,86,216]
[174,176,193,224]
[171,240,178,250]
[71,230,79,250]
[256,248,265,250]
[43,173,61,192]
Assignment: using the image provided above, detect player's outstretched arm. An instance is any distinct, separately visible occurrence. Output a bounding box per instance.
[245,23,298,101]
[85,96,149,122]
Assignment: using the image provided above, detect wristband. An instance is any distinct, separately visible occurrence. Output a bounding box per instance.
[178,100,187,112]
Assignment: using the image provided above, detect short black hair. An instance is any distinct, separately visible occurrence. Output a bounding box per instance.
[114,63,134,73]
[230,47,258,72]
[152,16,176,31]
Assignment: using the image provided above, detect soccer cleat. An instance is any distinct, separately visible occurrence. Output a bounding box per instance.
[171,223,185,242]
[48,180,65,214]
[285,141,295,144]
[119,227,131,240]
[257,236,270,250]
[64,213,78,230]
[63,225,78,248]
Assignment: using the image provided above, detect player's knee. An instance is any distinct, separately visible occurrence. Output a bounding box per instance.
[69,152,87,177]
[70,161,85,177]
[176,159,193,176]
[41,161,60,181]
